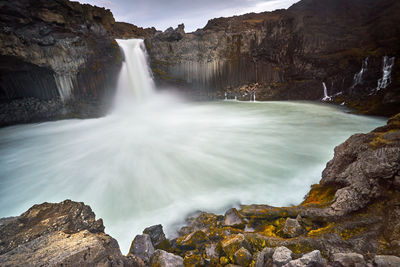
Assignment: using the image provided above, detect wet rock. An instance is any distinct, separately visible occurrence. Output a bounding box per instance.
[204,243,220,260]
[150,249,184,267]
[374,255,400,267]
[332,252,365,267]
[143,224,169,249]
[224,208,246,228]
[284,250,323,267]
[221,234,250,260]
[273,246,293,266]
[177,230,208,250]
[128,234,155,263]
[283,218,304,238]
[254,247,275,267]
[0,200,130,266]
[234,247,252,266]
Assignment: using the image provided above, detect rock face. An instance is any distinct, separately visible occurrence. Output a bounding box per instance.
[145,0,400,116]
[0,200,132,266]
[0,0,122,126]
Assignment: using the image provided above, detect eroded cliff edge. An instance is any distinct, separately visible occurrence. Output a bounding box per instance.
[146,0,400,116]
[0,0,123,126]
[1,114,399,266]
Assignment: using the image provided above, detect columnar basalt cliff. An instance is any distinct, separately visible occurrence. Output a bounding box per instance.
[145,0,400,116]
[1,114,400,266]
[0,0,123,126]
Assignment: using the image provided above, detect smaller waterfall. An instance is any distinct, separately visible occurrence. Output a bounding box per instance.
[253,91,256,102]
[234,95,237,101]
[322,82,331,101]
[377,56,395,91]
[54,74,74,102]
[351,57,368,88]
[224,92,227,100]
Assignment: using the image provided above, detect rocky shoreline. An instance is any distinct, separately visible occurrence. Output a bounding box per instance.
[1,113,399,266]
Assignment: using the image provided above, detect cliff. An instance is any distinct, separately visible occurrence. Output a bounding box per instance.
[1,113,400,266]
[145,0,400,116]
[0,0,122,126]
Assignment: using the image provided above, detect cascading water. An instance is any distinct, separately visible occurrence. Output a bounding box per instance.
[351,57,368,88]
[0,39,385,254]
[322,82,331,101]
[377,56,395,91]
[113,39,154,108]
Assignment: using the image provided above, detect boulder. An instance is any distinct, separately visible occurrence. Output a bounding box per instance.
[150,249,184,267]
[283,218,304,238]
[128,234,155,263]
[221,234,250,260]
[374,255,400,267]
[234,247,252,266]
[0,200,131,266]
[332,252,365,267]
[224,208,246,228]
[273,246,293,266]
[254,247,275,267]
[143,224,169,249]
[284,250,323,267]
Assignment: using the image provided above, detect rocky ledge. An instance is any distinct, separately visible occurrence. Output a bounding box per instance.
[0,0,123,126]
[1,114,400,266]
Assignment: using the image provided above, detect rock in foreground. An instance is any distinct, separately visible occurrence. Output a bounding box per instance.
[0,200,132,266]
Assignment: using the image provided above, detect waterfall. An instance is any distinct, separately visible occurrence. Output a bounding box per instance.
[322,82,331,101]
[114,39,154,106]
[253,91,256,102]
[54,74,74,102]
[377,56,395,91]
[224,92,227,100]
[351,57,368,88]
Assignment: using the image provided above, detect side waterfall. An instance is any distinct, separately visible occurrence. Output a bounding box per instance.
[377,56,395,91]
[322,82,331,101]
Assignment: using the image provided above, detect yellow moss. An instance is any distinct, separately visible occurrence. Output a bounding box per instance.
[368,130,399,149]
[219,256,229,265]
[286,242,314,254]
[307,223,335,237]
[263,225,277,237]
[340,226,367,241]
[302,184,337,207]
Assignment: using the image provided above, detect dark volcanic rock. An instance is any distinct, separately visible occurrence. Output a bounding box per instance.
[0,200,132,266]
[0,0,122,126]
[145,0,400,116]
[112,21,156,39]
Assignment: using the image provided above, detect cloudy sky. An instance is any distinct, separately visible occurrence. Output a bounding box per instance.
[76,0,300,32]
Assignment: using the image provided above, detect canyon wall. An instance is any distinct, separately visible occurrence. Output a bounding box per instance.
[0,0,122,126]
[146,0,400,116]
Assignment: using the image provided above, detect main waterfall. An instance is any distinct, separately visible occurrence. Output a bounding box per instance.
[113,39,154,109]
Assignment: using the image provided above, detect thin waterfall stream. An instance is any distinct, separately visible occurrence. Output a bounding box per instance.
[0,39,385,253]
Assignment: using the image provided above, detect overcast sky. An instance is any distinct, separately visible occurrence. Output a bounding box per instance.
[76,0,300,32]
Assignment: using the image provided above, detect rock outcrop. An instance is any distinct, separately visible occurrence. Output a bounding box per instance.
[145,0,400,116]
[0,0,122,126]
[0,200,135,266]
